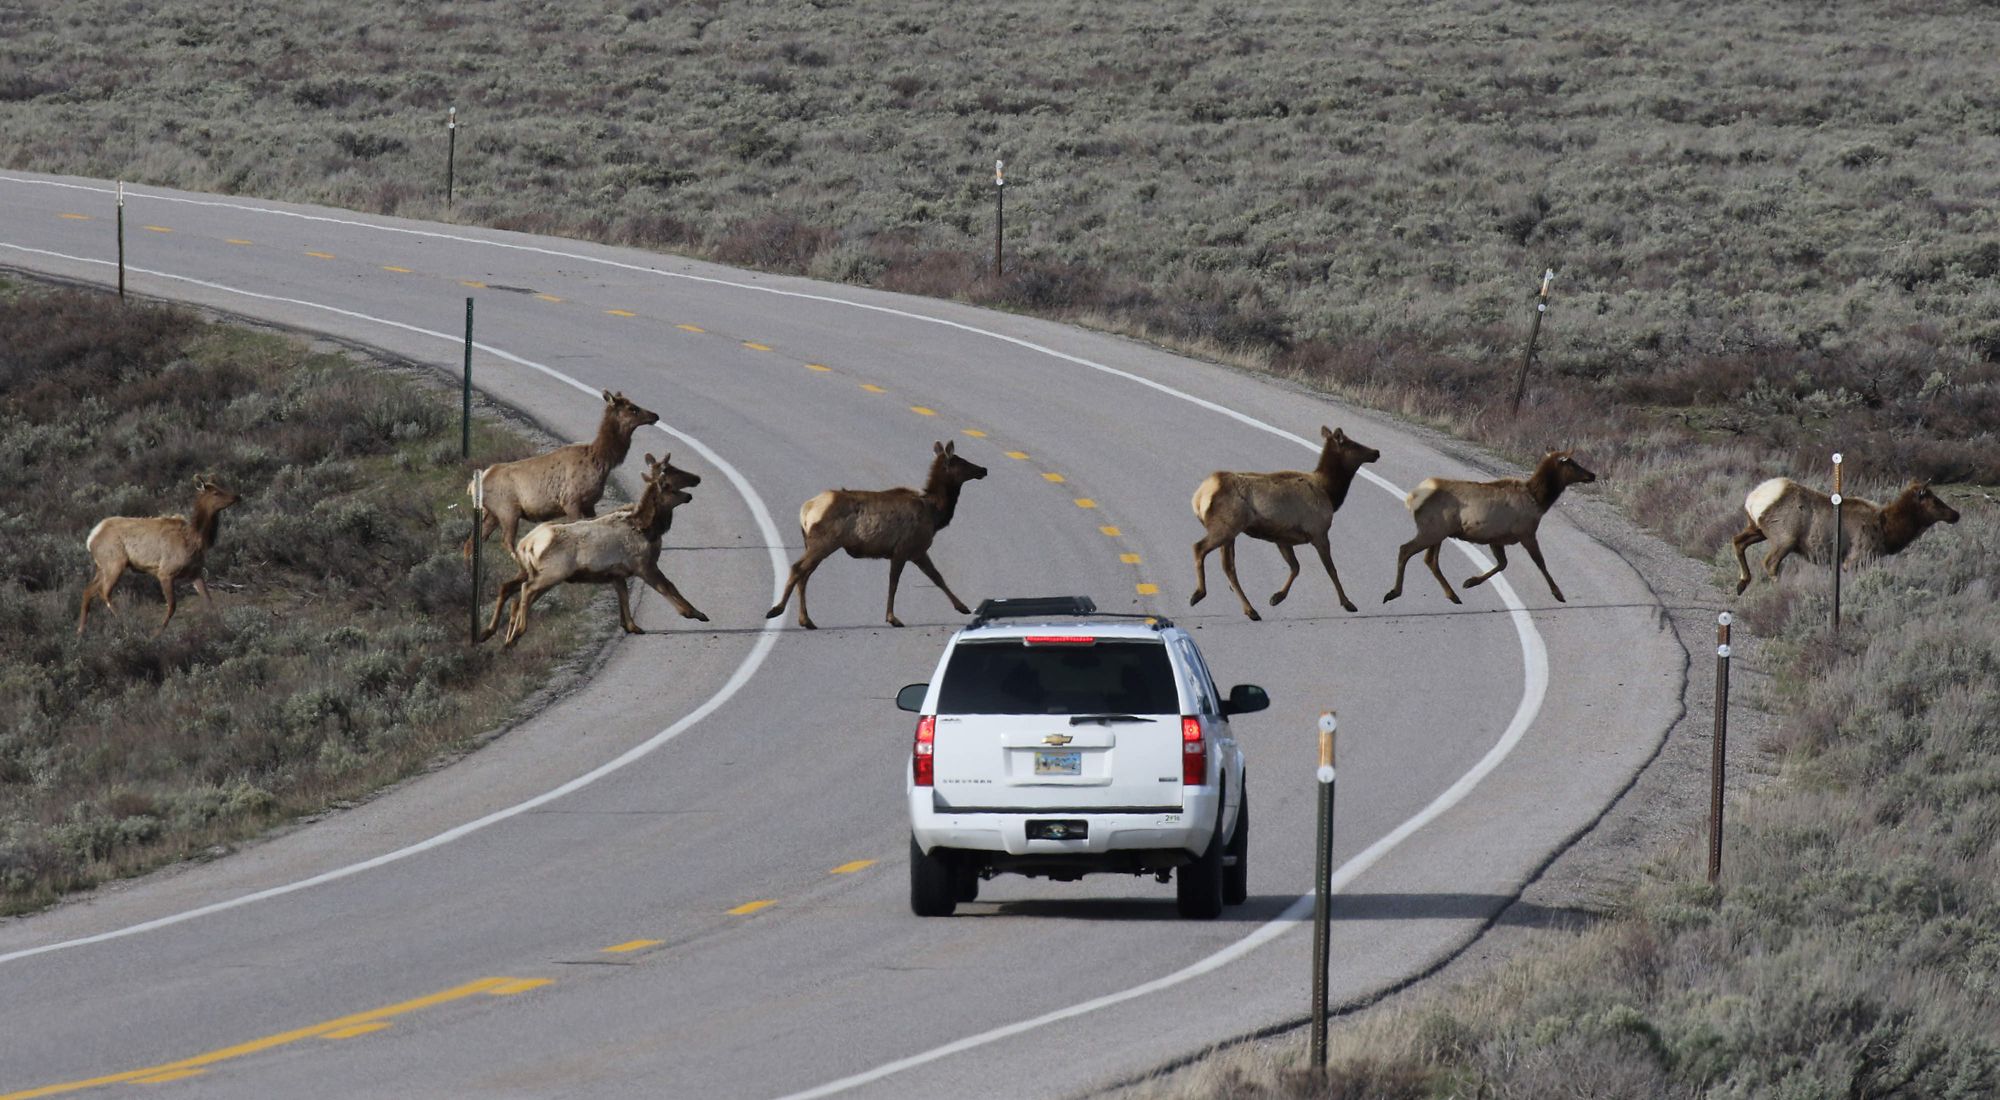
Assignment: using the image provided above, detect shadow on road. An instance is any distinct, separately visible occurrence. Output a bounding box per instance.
[961,891,1601,932]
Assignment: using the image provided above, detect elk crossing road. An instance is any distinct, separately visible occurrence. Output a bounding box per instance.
[0,171,1681,1100]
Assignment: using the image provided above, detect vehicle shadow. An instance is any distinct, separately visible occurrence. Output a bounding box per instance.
[962,892,1599,931]
[963,894,1300,923]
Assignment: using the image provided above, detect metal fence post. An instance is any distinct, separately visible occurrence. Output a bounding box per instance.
[993,159,1005,278]
[1707,612,1732,884]
[447,107,458,210]
[1310,710,1338,1067]
[116,180,126,301]
[471,470,485,645]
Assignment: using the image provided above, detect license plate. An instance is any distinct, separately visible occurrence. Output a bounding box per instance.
[1034,750,1082,776]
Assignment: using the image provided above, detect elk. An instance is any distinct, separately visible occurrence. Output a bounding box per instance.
[1731,477,1959,594]
[1189,425,1381,620]
[78,476,242,635]
[765,440,989,630]
[464,390,659,564]
[485,453,708,648]
[1382,450,1597,605]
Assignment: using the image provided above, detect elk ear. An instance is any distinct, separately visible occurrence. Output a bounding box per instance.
[602,389,614,403]
[933,441,946,456]
[644,453,657,467]
[945,440,956,455]
[1321,425,1335,441]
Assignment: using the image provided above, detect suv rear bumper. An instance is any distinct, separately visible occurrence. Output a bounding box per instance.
[909,788,1220,858]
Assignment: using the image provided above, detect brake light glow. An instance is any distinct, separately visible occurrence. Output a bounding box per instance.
[1182,716,1206,785]
[912,715,936,787]
[1024,635,1096,645]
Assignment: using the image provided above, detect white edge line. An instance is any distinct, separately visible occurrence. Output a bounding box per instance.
[0,244,790,966]
[1,195,1550,1098]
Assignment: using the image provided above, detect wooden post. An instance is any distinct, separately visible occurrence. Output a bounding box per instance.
[1508,268,1555,416]
[993,159,1005,278]
[1707,613,1732,884]
[1831,452,1844,632]
[1310,710,1338,1067]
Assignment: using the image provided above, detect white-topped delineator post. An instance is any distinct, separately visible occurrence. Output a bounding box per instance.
[447,106,459,210]
[116,179,126,300]
[1310,709,1338,1066]
[1509,267,1556,416]
[1707,611,1733,884]
[1831,452,1844,632]
[993,159,1005,278]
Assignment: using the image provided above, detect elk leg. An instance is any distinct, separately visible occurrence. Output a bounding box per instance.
[155,574,179,635]
[1423,545,1462,605]
[911,551,971,616]
[506,580,554,649]
[500,513,525,567]
[1464,545,1508,589]
[641,562,708,622]
[1310,533,1359,613]
[1731,522,1766,594]
[1521,535,1565,603]
[461,510,497,561]
[1383,538,1424,603]
[767,545,834,629]
[615,579,642,634]
[1219,539,1260,621]
[483,570,528,643]
[1189,531,1226,606]
[195,577,216,615]
[1763,537,1798,581]
[885,557,908,627]
[77,565,117,634]
[1270,543,1302,607]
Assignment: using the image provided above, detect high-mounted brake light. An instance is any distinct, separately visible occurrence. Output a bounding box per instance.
[1181,716,1206,785]
[912,715,936,787]
[1023,635,1096,645]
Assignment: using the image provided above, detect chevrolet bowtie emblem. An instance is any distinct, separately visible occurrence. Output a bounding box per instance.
[1043,733,1075,746]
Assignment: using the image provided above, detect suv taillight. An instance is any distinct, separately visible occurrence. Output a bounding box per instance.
[1182,716,1206,785]
[913,715,936,787]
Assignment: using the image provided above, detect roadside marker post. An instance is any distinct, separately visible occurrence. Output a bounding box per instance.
[1831,452,1844,633]
[116,180,126,300]
[1508,268,1555,417]
[993,159,1005,278]
[1309,710,1337,1067]
[446,107,458,211]
[464,297,479,644]
[1707,612,1732,884]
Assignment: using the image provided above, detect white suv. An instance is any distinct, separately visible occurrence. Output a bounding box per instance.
[897,597,1266,918]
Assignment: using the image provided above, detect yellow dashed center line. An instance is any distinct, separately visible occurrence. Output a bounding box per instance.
[486,979,553,996]
[962,429,987,438]
[728,900,776,916]
[859,384,886,394]
[830,859,876,874]
[320,1023,390,1040]
[57,213,90,220]
[1100,526,1122,537]
[606,309,637,318]
[1135,583,1160,596]
[1075,499,1097,509]
[1121,553,1143,564]
[804,363,833,372]
[226,239,252,245]
[381,265,412,273]
[1005,451,1030,460]
[743,341,772,351]
[305,251,335,259]
[602,939,664,954]
[143,226,172,233]
[535,293,563,302]
[461,280,487,288]
[130,1069,203,1084]
[911,406,936,416]
[676,323,705,333]
[1042,472,1066,483]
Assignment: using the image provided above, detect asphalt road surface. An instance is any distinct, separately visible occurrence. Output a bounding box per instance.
[0,170,1681,1100]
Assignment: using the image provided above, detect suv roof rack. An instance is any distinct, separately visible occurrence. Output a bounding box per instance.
[969,596,1173,630]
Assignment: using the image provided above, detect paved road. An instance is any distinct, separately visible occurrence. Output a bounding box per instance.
[0,171,1681,1100]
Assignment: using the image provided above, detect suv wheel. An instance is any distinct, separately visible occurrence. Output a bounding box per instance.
[1175,804,1227,919]
[1223,787,1249,906]
[910,835,958,917]
[954,861,981,903]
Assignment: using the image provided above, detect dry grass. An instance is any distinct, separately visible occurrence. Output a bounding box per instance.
[0,282,604,914]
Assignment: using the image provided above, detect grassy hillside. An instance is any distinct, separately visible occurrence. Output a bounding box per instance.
[3,2,1997,1093]
[0,282,601,915]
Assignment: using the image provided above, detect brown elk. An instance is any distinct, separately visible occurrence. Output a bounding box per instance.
[764,440,989,630]
[465,390,659,564]
[1382,450,1597,605]
[1731,477,1959,594]
[78,476,242,635]
[485,453,708,648]
[1189,426,1381,620]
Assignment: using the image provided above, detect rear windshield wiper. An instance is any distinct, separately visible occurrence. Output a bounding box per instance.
[1068,713,1150,725]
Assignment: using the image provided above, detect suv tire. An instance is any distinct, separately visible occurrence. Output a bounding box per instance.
[910,835,958,917]
[1175,804,1227,919]
[1223,787,1249,906]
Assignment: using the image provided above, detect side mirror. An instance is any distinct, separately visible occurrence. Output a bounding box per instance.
[895,683,929,713]
[1222,684,1269,717]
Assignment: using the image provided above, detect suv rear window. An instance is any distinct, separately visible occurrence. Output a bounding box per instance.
[937,639,1180,715]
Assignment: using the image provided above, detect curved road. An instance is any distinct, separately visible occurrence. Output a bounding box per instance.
[0,171,1680,1100]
